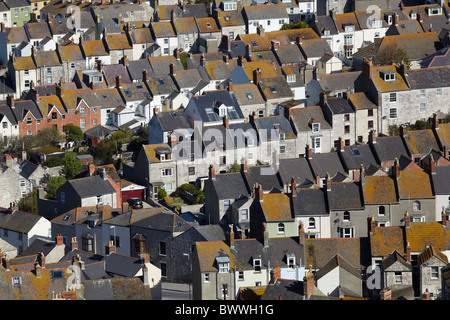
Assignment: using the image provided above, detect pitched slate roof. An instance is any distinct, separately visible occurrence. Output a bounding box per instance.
[254,114,296,141]
[2,27,29,44]
[308,152,346,178]
[292,188,328,216]
[216,9,246,28]
[209,171,251,200]
[278,157,315,186]
[420,46,450,68]
[381,250,411,271]
[232,83,265,106]
[81,39,109,57]
[327,182,364,210]
[0,208,44,234]
[304,237,371,269]
[244,165,283,192]
[316,254,362,280]
[67,175,117,198]
[317,71,361,92]
[325,97,355,115]
[406,66,450,90]
[340,144,379,171]
[371,136,410,163]
[243,4,289,20]
[289,106,332,133]
[298,38,333,59]
[155,109,191,131]
[151,21,176,38]
[260,279,305,300]
[58,44,85,62]
[432,166,450,195]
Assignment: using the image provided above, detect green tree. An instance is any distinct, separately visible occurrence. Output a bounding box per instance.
[180,51,188,70]
[62,153,82,179]
[374,43,411,69]
[158,187,167,199]
[36,127,65,147]
[45,176,66,199]
[229,162,241,173]
[63,124,83,142]
[281,21,309,30]
[18,188,38,214]
[388,124,400,136]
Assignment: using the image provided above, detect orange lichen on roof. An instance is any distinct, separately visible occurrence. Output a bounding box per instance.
[418,245,449,265]
[260,193,293,222]
[403,129,439,155]
[347,92,377,110]
[173,16,197,34]
[143,144,166,163]
[370,65,409,92]
[195,240,234,272]
[106,34,132,50]
[283,28,320,41]
[82,40,108,56]
[397,170,433,199]
[14,56,36,70]
[239,286,265,300]
[370,226,405,256]
[436,123,450,147]
[335,12,361,32]
[242,60,278,79]
[363,175,398,204]
[196,17,220,33]
[36,95,66,116]
[405,222,450,252]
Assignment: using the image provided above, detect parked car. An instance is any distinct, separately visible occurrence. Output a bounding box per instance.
[127,198,143,209]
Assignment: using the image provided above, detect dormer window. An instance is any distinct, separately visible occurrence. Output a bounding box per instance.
[428,7,442,16]
[344,24,355,32]
[286,74,296,83]
[223,0,237,11]
[216,256,230,273]
[410,12,416,19]
[324,30,330,36]
[286,253,296,268]
[371,19,382,28]
[387,14,393,25]
[382,70,396,81]
[253,258,262,272]
[312,122,320,133]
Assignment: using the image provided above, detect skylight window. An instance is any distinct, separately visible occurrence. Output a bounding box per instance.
[159,79,165,85]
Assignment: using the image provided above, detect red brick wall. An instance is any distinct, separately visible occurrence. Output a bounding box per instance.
[18,104,101,137]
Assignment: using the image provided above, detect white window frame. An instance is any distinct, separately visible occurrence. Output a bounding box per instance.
[389,92,397,103]
[389,108,397,119]
[161,168,172,177]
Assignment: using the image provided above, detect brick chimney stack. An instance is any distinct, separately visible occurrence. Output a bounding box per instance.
[229,224,235,249]
[303,266,315,300]
[253,68,262,85]
[406,242,411,262]
[291,177,296,197]
[56,234,64,246]
[71,237,78,251]
[270,265,281,284]
[442,207,447,226]
[209,164,215,179]
[298,222,304,245]
[405,211,410,228]
[105,240,115,255]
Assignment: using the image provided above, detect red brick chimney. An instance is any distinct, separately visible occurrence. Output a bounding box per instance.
[228,224,235,249]
[6,95,15,108]
[116,75,122,88]
[430,155,436,174]
[380,287,392,300]
[432,113,439,129]
[38,252,45,268]
[253,68,262,85]
[228,80,233,93]
[169,63,176,76]
[369,130,376,144]
[422,288,431,300]
[298,222,304,245]
[303,266,315,299]
[56,234,64,246]
[338,137,344,152]
[257,183,264,202]
[105,240,115,255]
[71,237,78,251]
[369,215,375,233]
[325,173,331,191]
[142,69,149,82]
[362,58,374,78]
[223,116,229,128]
[400,125,407,137]
[270,265,281,284]
[291,177,296,197]
[405,211,410,228]
[209,164,215,179]
[393,158,400,180]
[305,144,312,159]
[314,173,321,188]
[241,157,247,172]
[319,91,327,107]
[406,242,411,262]
[442,207,447,226]
[88,162,96,176]
[200,53,207,66]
